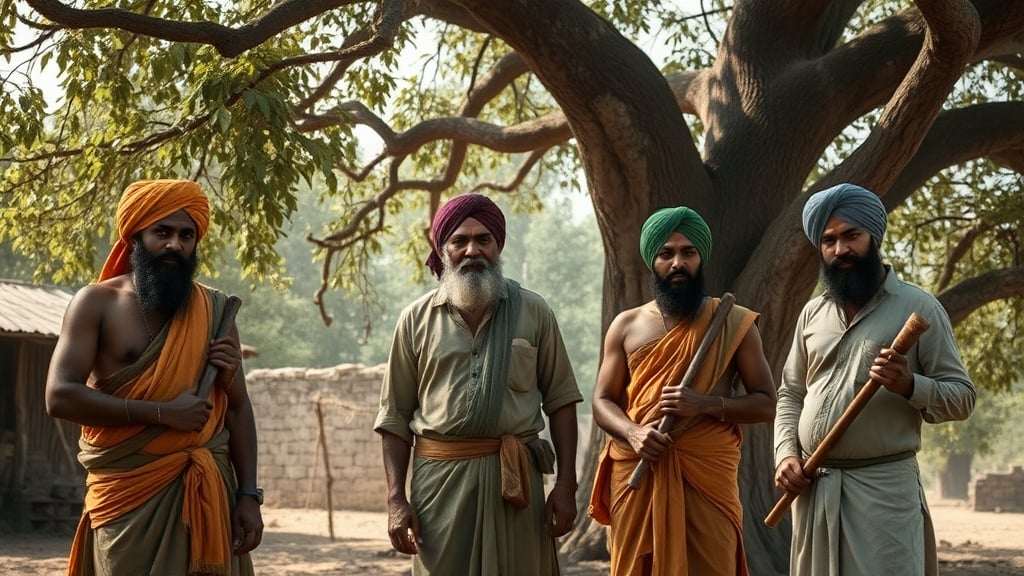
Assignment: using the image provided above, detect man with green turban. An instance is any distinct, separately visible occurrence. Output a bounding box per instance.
[588,206,777,576]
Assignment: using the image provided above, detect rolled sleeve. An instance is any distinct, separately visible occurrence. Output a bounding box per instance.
[534,300,582,415]
[374,308,419,445]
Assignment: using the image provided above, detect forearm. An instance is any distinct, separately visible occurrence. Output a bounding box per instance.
[225,398,259,491]
[773,384,804,465]
[547,403,578,483]
[714,391,776,424]
[47,379,159,427]
[381,431,413,503]
[592,397,640,444]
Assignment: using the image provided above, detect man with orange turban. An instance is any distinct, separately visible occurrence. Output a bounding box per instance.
[588,206,777,575]
[46,179,262,575]
[375,193,583,575]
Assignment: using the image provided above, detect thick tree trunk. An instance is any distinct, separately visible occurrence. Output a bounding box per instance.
[936,451,973,500]
[457,2,789,573]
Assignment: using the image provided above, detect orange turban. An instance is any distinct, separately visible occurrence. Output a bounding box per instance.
[97,180,210,282]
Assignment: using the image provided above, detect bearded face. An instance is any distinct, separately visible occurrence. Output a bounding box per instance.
[130,235,198,316]
[821,239,885,309]
[651,264,706,319]
[437,250,507,313]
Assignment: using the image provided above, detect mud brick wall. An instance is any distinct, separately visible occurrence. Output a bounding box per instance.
[972,465,1024,513]
[245,364,387,511]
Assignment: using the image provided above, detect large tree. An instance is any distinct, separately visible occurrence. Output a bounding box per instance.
[3,1,1023,573]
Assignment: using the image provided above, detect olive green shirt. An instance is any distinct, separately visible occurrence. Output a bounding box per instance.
[375,285,582,443]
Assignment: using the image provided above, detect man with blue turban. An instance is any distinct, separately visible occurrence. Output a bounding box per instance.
[588,206,777,575]
[775,183,976,576]
[375,193,582,575]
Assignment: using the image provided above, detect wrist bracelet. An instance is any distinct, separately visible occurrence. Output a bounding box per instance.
[125,397,132,424]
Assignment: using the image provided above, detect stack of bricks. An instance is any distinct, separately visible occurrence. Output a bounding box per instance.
[245,363,387,511]
[972,465,1024,513]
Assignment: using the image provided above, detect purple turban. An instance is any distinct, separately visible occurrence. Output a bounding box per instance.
[426,194,506,278]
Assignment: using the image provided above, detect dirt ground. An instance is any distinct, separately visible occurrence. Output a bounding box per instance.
[1,494,1021,575]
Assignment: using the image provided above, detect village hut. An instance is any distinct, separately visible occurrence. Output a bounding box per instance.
[0,279,83,532]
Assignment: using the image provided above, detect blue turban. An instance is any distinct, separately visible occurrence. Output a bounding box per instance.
[639,207,712,270]
[802,183,887,246]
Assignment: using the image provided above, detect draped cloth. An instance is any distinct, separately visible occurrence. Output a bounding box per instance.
[790,457,935,576]
[67,285,252,576]
[588,299,757,576]
[377,279,578,575]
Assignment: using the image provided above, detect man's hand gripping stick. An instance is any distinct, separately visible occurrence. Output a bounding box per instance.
[627,293,736,490]
[196,295,243,400]
[763,312,930,528]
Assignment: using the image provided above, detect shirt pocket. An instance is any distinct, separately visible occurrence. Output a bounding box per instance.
[507,338,538,393]
[854,338,885,390]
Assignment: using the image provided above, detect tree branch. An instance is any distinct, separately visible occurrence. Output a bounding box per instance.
[470,148,550,193]
[827,0,981,193]
[939,267,1024,325]
[936,220,992,291]
[886,102,1024,208]
[25,0,362,57]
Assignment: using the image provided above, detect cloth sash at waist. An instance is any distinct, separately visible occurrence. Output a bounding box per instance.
[415,434,553,509]
[818,450,915,471]
[69,428,233,576]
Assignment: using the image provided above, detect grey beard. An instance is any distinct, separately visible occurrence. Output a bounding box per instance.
[437,254,506,313]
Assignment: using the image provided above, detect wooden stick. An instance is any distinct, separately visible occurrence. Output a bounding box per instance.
[315,398,336,541]
[764,312,931,528]
[196,295,243,400]
[627,293,736,490]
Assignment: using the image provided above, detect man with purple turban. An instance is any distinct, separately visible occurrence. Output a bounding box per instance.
[774,183,975,576]
[375,193,582,575]
[588,206,776,576]
[46,179,262,575]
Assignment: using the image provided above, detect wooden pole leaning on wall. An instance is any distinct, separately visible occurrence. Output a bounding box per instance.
[314,397,336,541]
[764,312,930,528]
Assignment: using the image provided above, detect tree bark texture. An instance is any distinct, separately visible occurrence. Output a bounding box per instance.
[454,1,1024,574]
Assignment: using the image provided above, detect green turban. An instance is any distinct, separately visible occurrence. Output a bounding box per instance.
[639,206,712,270]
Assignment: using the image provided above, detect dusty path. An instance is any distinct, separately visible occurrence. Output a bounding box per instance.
[1,497,1021,575]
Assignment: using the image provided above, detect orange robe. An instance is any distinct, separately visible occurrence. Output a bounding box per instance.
[589,299,757,576]
[68,285,245,576]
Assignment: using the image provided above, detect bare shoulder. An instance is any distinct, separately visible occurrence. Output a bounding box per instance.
[67,280,116,311]
[63,277,131,326]
[614,301,664,356]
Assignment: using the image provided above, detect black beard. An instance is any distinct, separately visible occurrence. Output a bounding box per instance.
[652,266,706,319]
[130,236,198,316]
[821,241,885,309]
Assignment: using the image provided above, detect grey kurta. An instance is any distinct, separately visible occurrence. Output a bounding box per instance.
[775,268,975,576]
[375,282,581,576]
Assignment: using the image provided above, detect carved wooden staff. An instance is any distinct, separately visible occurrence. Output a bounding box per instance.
[627,292,736,490]
[196,295,243,400]
[764,312,931,528]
